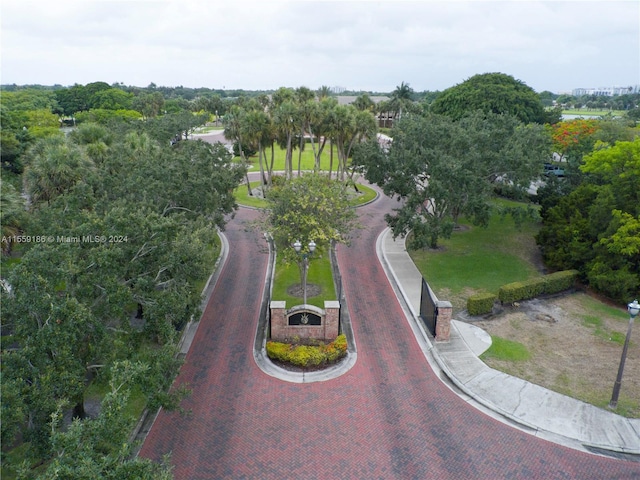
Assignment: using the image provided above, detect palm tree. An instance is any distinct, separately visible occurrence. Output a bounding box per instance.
[346,110,378,189]
[273,100,298,179]
[242,110,271,196]
[317,85,332,100]
[294,87,316,175]
[330,105,356,181]
[223,107,252,194]
[353,93,375,112]
[0,179,25,255]
[23,137,94,206]
[391,81,414,120]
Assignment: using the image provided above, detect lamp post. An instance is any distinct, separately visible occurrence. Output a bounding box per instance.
[609,299,640,409]
[293,240,316,305]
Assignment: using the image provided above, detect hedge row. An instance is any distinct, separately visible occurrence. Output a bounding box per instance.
[498,270,579,305]
[467,292,498,316]
[266,334,347,368]
[466,270,579,315]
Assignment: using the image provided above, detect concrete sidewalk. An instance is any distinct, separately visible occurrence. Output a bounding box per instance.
[377,227,640,456]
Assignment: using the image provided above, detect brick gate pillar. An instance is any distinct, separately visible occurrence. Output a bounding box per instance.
[435,300,452,342]
[324,301,340,341]
[270,301,287,341]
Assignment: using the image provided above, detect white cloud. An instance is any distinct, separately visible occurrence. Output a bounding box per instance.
[1,0,638,93]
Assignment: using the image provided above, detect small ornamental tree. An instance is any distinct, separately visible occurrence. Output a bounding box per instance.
[549,118,599,161]
[264,173,358,285]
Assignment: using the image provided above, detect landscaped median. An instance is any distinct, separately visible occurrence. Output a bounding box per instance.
[266,334,348,369]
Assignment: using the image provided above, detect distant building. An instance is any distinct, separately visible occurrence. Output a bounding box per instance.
[336,95,393,128]
[336,95,389,106]
[572,85,640,96]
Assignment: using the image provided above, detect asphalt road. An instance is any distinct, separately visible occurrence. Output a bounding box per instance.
[139,192,639,479]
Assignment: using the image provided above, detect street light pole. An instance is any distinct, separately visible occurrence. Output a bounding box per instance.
[293,240,316,305]
[609,299,640,409]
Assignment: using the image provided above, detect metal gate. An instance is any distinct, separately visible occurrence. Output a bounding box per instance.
[419,278,437,336]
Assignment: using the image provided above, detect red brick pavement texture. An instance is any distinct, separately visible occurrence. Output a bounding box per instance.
[139,197,640,479]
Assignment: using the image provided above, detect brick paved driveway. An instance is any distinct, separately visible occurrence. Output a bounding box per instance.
[140,196,639,479]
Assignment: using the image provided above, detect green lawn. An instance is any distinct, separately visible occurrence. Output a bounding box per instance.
[409,198,541,306]
[271,250,336,309]
[241,143,342,173]
[561,109,625,117]
[481,336,531,362]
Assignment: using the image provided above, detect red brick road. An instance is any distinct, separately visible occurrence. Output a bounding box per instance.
[140,197,639,479]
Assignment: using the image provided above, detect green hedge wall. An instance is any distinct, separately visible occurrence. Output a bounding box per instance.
[467,292,497,316]
[498,270,579,305]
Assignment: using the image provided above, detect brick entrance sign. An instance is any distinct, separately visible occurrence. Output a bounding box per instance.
[270,301,340,342]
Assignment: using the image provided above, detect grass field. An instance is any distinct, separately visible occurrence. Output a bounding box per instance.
[241,142,343,174]
[561,109,625,117]
[271,250,336,309]
[408,198,541,310]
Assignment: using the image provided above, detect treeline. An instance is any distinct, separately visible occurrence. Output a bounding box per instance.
[540,90,640,114]
[0,114,245,477]
[536,120,640,302]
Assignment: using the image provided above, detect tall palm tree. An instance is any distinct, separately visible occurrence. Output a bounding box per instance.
[391,81,414,120]
[317,85,332,100]
[223,106,252,195]
[330,105,356,181]
[273,100,298,179]
[23,137,94,206]
[294,87,316,175]
[243,110,271,196]
[346,110,378,189]
[313,97,338,171]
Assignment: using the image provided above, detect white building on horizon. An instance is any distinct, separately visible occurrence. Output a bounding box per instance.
[572,85,640,96]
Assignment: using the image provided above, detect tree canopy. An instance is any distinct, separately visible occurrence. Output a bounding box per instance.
[536,138,640,301]
[358,111,550,248]
[264,173,358,261]
[430,72,547,124]
[1,117,245,476]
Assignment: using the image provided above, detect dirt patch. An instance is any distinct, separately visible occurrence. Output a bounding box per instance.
[467,292,640,418]
[287,283,321,298]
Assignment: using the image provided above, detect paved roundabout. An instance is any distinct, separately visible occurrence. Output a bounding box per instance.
[139,188,639,479]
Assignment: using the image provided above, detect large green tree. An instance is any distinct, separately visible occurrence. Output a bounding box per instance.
[359,112,550,248]
[430,72,547,124]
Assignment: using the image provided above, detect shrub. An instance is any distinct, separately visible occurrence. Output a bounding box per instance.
[498,270,578,304]
[498,278,545,304]
[266,334,348,368]
[467,292,497,316]
[543,270,579,294]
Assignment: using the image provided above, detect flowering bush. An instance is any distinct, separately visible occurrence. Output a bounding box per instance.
[266,334,348,368]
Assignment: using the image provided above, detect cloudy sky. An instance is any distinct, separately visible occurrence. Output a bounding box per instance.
[1,0,638,94]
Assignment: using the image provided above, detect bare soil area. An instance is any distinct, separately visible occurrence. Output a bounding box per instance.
[465,292,640,418]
